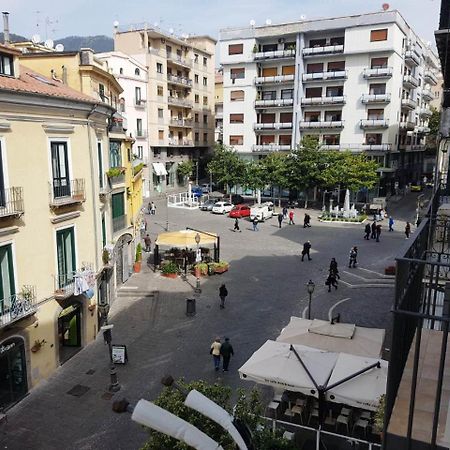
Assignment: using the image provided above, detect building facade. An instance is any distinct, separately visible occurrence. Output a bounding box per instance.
[114,26,216,194]
[0,44,117,409]
[219,10,440,193]
[215,69,224,143]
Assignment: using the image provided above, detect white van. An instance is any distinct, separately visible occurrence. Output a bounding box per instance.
[250,202,274,222]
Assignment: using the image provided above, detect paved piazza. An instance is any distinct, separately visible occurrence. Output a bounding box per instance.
[0,195,420,450]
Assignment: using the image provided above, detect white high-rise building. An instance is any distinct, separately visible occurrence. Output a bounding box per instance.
[219,10,440,192]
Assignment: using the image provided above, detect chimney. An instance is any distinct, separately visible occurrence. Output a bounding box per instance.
[2,12,10,44]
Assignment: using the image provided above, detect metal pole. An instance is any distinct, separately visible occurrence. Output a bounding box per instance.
[165,193,169,231]
[195,242,201,294]
[308,292,312,320]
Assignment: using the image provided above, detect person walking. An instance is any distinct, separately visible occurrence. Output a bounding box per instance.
[329,258,340,279]
[219,284,228,309]
[405,222,411,239]
[277,212,283,228]
[364,223,371,240]
[282,206,288,219]
[210,338,221,371]
[220,337,234,372]
[150,202,156,215]
[376,224,382,242]
[388,216,394,232]
[252,216,259,231]
[326,271,338,292]
[371,221,377,239]
[289,210,295,225]
[304,213,311,228]
[233,217,241,232]
[302,241,312,261]
[140,219,147,238]
[143,234,152,252]
[349,246,358,268]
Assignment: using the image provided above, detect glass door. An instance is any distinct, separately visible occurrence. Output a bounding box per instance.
[51,142,70,198]
[0,244,15,316]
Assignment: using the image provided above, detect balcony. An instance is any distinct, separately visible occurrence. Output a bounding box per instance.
[399,143,426,151]
[112,215,127,233]
[399,121,416,131]
[416,125,431,134]
[109,112,127,134]
[54,265,93,299]
[167,73,193,87]
[361,93,391,104]
[168,138,194,146]
[108,171,125,185]
[134,98,146,108]
[303,44,344,57]
[360,119,389,129]
[134,129,147,139]
[253,122,293,130]
[420,107,432,118]
[254,98,294,108]
[254,74,295,85]
[168,96,193,108]
[401,98,417,110]
[301,96,346,106]
[422,88,433,101]
[302,71,347,82]
[299,120,344,129]
[0,187,24,218]
[424,70,438,86]
[49,179,85,207]
[363,67,393,79]
[405,50,420,67]
[166,52,192,68]
[0,286,37,329]
[170,118,193,127]
[403,74,419,89]
[253,49,296,60]
[252,144,291,152]
[319,144,341,150]
[362,143,392,151]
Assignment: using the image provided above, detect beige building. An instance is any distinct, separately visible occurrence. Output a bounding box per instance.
[0,43,117,408]
[114,26,216,193]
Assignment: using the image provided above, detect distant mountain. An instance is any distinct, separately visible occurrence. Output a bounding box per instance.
[0,32,28,43]
[54,35,114,52]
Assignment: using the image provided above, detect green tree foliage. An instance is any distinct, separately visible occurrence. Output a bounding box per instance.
[176,160,194,180]
[429,107,441,137]
[207,144,245,193]
[242,160,267,194]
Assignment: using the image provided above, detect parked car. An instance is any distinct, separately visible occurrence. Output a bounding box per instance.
[199,199,216,211]
[250,202,274,222]
[229,204,251,218]
[201,183,215,193]
[212,201,234,215]
[410,183,423,192]
[191,186,203,198]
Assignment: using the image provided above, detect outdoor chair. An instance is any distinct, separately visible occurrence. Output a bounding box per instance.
[266,401,279,419]
[353,418,370,438]
[336,414,350,434]
[291,404,304,424]
[308,407,319,425]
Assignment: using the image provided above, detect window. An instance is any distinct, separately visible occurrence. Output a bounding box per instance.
[281,89,294,99]
[323,134,340,145]
[262,91,276,100]
[111,193,125,231]
[306,87,322,98]
[194,54,199,63]
[230,114,244,124]
[136,118,143,136]
[309,38,326,47]
[203,56,207,66]
[368,109,384,120]
[135,68,140,76]
[99,83,106,101]
[0,53,13,76]
[195,94,200,103]
[203,96,208,106]
[370,29,388,42]
[119,98,125,113]
[203,114,208,124]
[230,90,244,101]
[228,43,244,55]
[56,228,76,286]
[371,57,388,68]
[195,132,199,142]
[203,77,207,86]
[260,135,275,144]
[195,113,199,123]
[366,133,382,145]
[203,133,208,143]
[229,135,243,145]
[194,74,199,84]
[158,130,164,141]
[158,108,164,119]
[326,86,343,97]
[153,148,161,157]
[230,68,245,80]
[369,83,386,95]
[136,146,143,159]
[282,65,295,75]
[279,135,292,145]
[327,61,345,71]
[262,43,277,52]
[262,67,277,77]
[135,86,142,104]
[101,213,106,248]
[51,142,71,198]
[97,142,103,189]
[109,140,122,168]
[280,112,292,123]
[157,85,163,96]
[305,111,320,122]
[156,63,163,74]
[260,113,275,123]
[325,111,341,121]
[119,67,123,75]
[307,63,324,74]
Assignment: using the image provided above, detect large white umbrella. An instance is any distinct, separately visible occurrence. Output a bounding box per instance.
[325,353,388,411]
[238,340,338,397]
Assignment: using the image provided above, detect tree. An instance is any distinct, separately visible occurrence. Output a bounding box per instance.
[261,153,288,206]
[176,160,194,182]
[242,160,266,203]
[429,107,441,137]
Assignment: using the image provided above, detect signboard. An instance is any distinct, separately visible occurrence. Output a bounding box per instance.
[111,344,128,364]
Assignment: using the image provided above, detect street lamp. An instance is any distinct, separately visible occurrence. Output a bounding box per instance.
[306,280,315,320]
[194,233,201,294]
[101,324,121,392]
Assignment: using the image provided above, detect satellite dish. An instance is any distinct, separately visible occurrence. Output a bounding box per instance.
[55,43,64,52]
[169,28,174,34]
[113,20,119,28]
[382,3,389,11]
[265,19,272,25]
[31,34,41,44]
[44,39,54,49]
[300,14,307,20]
[250,19,256,27]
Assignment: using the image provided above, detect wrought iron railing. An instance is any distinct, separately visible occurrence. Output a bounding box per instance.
[0,286,36,328]
[54,264,92,298]
[0,187,24,217]
[49,179,85,206]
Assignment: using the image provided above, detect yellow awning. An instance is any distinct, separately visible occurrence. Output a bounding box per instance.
[155,230,217,248]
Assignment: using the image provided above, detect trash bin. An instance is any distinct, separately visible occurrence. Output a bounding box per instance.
[186,298,196,316]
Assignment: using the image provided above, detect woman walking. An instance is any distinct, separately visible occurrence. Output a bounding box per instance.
[405,222,411,239]
[210,338,221,371]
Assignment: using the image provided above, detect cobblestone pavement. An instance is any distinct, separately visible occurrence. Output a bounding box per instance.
[0,195,419,450]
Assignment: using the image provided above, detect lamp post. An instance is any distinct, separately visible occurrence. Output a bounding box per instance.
[306,279,315,320]
[101,324,121,392]
[194,232,201,294]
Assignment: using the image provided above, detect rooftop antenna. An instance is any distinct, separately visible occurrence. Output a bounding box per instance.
[113,20,119,35]
[31,34,41,44]
[44,38,54,49]
[249,19,256,27]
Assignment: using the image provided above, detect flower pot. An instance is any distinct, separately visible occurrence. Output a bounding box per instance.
[31,345,40,353]
[134,261,142,273]
[215,267,229,274]
[162,272,177,279]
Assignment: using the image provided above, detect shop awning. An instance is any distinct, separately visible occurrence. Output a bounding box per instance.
[155,230,218,248]
[152,162,167,176]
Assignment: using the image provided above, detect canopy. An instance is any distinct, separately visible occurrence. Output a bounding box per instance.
[238,340,338,397]
[277,317,385,358]
[152,162,167,176]
[155,230,217,248]
[326,353,388,411]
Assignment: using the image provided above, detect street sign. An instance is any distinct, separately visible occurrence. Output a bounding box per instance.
[112,344,128,364]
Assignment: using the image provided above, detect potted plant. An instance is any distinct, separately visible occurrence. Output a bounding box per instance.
[102,248,111,266]
[161,261,178,278]
[134,243,143,273]
[31,339,47,353]
[214,261,229,274]
[374,394,385,439]
[194,262,208,276]
[252,43,258,53]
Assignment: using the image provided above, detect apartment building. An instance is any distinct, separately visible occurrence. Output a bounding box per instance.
[219,10,441,193]
[97,51,150,197]
[0,43,116,408]
[114,26,216,194]
[215,69,224,143]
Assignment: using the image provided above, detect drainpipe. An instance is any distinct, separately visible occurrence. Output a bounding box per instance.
[2,12,10,44]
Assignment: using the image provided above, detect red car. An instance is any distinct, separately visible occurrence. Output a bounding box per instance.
[229,204,251,218]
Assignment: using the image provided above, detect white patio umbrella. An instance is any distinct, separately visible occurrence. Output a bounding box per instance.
[238,340,338,397]
[343,188,350,216]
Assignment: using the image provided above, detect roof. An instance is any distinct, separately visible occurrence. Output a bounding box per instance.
[0,65,98,104]
[0,43,22,56]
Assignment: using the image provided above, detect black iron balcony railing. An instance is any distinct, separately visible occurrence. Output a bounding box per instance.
[49,179,85,207]
[0,187,24,218]
[54,264,93,299]
[0,285,36,328]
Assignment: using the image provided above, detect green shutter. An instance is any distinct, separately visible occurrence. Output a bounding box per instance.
[0,245,15,303]
[112,193,124,218]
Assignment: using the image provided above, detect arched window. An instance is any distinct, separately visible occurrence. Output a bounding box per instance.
[135,68,140,76]
[119,67,123,74]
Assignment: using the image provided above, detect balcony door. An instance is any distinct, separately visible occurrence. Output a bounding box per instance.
[56,228,75,288]
[0,244,15,315]
[51,142,70,198]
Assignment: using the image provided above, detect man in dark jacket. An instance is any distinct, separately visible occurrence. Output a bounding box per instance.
[277,212,283,228]
[364,223,371,240]
[219,284,228,309]
[371,221,377,239]
[302,241,312,261]
[220,337,234,372]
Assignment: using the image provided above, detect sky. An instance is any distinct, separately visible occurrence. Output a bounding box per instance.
[3,0,442,58]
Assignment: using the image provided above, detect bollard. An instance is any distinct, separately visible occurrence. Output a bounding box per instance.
[109,364,121,392]
[186,298,196,316]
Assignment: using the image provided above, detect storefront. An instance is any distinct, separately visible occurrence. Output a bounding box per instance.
[0,337,28,409]
[58,302,82,364]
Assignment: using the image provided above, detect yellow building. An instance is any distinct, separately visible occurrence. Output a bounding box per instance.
[0,43,120,408]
